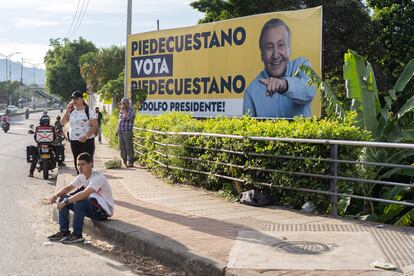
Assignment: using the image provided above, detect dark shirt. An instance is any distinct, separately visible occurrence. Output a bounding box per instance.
[97,112,103,126]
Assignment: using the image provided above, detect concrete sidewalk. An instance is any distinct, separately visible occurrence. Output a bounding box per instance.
[56,141,414,276]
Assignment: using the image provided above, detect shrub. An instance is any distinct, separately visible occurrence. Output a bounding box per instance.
[127,112,371,214]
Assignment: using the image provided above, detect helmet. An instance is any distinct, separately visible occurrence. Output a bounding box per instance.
[39,115,50,126]
[56,115,61,120]
[43,111,48,115]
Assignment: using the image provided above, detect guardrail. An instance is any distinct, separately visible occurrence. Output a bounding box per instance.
[133,127,414,216]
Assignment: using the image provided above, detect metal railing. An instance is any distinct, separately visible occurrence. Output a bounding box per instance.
[133,127,414,215]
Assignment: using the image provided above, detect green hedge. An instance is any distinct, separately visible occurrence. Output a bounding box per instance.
[102,109,119,148]
[106,111,371,214]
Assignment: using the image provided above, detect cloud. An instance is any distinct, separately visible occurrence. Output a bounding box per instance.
[14,18,61,28]
[0,42,50,66]
[37,3,76,12]
[0,0,202,68]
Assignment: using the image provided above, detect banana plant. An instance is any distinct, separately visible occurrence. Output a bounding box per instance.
[302,50,414,223]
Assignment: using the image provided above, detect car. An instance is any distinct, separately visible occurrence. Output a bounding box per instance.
[6,105,18,113]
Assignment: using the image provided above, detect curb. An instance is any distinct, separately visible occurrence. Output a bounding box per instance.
[54,166,226,276]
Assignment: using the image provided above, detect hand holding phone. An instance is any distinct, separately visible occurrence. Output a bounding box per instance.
[66,101,74,112]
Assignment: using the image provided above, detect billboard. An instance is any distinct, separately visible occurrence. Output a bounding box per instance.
[128,6,322,118]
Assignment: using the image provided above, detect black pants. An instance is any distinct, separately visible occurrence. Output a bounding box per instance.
[70,138,95,174]
[29,161,37,174]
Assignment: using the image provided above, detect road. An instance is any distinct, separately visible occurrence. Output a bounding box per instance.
[0,111,134,275]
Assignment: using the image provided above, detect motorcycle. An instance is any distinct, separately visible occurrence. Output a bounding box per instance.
[2,121,10,133]
[25,110,30,119]
[27,124,64,180]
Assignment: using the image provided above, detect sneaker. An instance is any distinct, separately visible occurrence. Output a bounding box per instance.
[48,231,70,241]
[61,233,84,244]
[127,162,134,167]
[28,172,34,177]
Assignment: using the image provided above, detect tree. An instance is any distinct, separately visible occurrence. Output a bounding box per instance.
[44,37,97,99]
[366,0,414,112]
[99,70,147,108]
[79,51,99,93]
[0,81,23,105]
[95,46,125,92]
[99,70,124,103]
[80,45,125,94]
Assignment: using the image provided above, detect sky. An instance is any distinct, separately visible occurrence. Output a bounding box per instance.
[0,0,203,69]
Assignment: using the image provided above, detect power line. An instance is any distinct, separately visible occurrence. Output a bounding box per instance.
[65,0,82,39]
[70,0,90,39]
[69,0,86,38]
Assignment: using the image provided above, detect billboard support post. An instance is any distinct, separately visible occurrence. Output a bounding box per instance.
[124,0,132,100]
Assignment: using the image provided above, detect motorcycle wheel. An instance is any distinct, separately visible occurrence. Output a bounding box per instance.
[42,161,49,180]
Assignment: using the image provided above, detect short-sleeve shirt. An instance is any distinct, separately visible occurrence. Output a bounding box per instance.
[70,171,114,216]
[117,106,135,134]
[69,107,97,141]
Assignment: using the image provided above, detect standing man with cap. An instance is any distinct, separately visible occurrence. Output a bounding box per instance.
[95,107,103,144]
[117,97,135,167]
[61,91,98,174]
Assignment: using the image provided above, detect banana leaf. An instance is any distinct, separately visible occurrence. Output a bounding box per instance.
[301,64,346,120]
[343,50,380,134]
[393,59,414,92]
[394,207,414,226]
[397,94,414,119]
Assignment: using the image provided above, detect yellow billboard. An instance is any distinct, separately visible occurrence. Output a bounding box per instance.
[128,6,322,118]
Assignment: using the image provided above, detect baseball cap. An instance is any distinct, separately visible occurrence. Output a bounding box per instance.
[121,97,129,103]
[71,91,83,99]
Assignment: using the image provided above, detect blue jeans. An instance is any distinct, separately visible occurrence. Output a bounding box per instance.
[58,196,108,236]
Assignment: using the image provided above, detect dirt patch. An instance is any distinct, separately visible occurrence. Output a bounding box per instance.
[86,237,186,276]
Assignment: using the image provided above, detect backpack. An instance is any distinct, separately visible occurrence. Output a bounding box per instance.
[239,189,273,207]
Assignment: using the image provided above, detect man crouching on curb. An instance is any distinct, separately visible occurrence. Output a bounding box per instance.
[47,152,114,244]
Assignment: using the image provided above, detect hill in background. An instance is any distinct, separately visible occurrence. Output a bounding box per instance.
[0,59,45,85]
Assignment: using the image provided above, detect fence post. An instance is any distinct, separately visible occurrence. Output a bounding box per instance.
[164,134,169,170]
[330,144,338,216]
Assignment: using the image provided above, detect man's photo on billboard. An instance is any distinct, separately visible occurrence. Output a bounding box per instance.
[242,18,316,118]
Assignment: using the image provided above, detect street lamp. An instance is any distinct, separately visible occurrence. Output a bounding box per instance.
[32,63,43,85]
[21,58,32,84]
[0,51,21,81]
[21,60,42,85]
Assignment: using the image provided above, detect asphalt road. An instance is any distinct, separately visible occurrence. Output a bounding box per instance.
[0,111,134,275]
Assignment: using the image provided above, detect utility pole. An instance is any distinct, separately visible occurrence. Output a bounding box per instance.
[4,57,6,81]
[124,0,132,99]
[20,57,23,84]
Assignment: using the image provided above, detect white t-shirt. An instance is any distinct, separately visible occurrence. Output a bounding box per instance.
[70,171,114,216]
[69,107,97,141]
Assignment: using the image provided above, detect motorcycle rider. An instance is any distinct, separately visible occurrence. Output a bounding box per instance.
[1,113,10,129]
[28,114,51,177]
[25,108,30,119]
